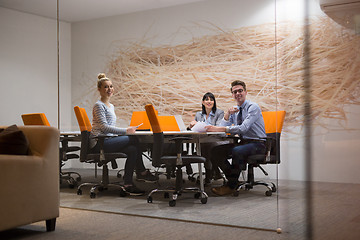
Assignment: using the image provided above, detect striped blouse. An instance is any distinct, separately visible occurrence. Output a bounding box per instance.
[89,100,126,148]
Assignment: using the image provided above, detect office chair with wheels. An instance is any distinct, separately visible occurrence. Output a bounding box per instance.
[157,115,194,181]
[145,104,208,207]
[116,110,155,179]
[235,110,286,196]
[74,106,128,198]
[21,113,81,188]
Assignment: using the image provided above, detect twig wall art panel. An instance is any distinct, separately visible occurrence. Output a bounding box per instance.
[84,17,360,129]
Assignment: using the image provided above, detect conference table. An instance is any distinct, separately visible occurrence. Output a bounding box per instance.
[61,130,229,192]
[131,130,229,193]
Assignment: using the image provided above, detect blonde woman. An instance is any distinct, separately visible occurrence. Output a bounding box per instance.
[90,73,157,195]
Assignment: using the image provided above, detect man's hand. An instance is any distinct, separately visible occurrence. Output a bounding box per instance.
[224,106,239,120]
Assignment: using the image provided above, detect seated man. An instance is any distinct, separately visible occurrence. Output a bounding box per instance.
[205,80,266,196]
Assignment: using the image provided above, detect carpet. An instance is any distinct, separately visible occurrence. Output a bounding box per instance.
[60,169,306,232]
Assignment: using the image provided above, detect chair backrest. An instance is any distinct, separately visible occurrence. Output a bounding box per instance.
[21,113,50,126]
[262,111,286,134]
[129,110,157,131]
[145,104,164,167]
[145,104,162,133]
[79,130,91,162]
[74,106,92,132]
[261,110,286,164]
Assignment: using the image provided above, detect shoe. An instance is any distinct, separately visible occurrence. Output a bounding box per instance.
[123,185,145,196]
[213,172,224,181]
[204,178,211,186]
[136,169,159,183]
[211,185,235,196]
[212,169,224,180]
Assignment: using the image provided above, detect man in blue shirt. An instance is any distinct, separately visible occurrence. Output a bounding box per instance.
[205,80,266,196]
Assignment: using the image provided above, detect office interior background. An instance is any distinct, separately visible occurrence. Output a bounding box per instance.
[1,0,359,187]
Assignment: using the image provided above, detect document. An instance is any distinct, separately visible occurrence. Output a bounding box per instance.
[191,121,208,133]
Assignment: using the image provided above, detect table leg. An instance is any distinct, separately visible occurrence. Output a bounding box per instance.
[196,138,204,193]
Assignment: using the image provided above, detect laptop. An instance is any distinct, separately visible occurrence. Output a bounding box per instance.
[174,115,188,132]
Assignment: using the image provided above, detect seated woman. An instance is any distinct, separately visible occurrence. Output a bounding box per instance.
[189,92,225,184]
[89,73,157,195]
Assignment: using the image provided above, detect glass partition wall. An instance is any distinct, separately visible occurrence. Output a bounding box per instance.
[62,0,284,232]
[1,0,359,237]
[58,0,360,237]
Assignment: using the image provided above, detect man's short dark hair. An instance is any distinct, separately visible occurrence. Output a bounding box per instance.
[231,80,246,92]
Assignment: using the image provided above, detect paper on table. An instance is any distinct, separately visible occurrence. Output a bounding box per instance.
[191,121,208,132]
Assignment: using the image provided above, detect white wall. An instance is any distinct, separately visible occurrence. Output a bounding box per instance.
[0,7,72,131]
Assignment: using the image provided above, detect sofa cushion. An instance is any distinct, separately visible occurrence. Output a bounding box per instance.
[0,124,29,155]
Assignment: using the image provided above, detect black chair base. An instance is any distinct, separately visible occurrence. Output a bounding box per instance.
[147,166,208,207]
[76,164,126,198]
[60,171,81,188]
[234,165,277,196]
[236,180,276,196]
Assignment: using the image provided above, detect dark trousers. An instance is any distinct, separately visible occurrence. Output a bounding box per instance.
[91,135,146,185]
[210,141,265,189]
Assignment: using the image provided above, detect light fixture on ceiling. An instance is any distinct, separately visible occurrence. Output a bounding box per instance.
[320,0,360,34]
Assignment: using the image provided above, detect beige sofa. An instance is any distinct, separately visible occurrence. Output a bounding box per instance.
[0,125,60,232]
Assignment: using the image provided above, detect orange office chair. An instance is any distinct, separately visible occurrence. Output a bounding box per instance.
[129,111,192,180]
[21,113,81,188]
[74,106,128,198]
[235,110,286,196]
[145,104,208,207]
[21,113,51,126]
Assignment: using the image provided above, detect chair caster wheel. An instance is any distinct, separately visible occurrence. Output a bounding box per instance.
[119,189,127,197]
[147,196,153,203]
[117,172,122,178]
[271,184,277,192]
[169,200,176,207]
[90,192,96,198]
[201,197,207,204]
[265,190,272,196]
[188,176,196,182]
[77,189,82,195]
[67,178,76,189]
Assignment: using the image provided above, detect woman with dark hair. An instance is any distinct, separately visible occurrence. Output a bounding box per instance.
[189,92,224,184]
[190,92,221,126]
